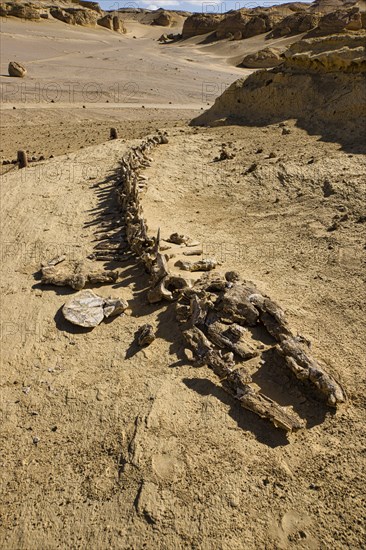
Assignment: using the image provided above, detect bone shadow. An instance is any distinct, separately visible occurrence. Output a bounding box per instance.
[183,377,289,448]
[253,347,333,429]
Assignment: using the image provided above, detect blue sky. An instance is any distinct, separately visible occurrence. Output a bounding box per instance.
[99,1,311,14]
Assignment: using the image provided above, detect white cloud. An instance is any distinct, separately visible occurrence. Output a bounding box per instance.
[100,0,295,14]
[140,0,181,6]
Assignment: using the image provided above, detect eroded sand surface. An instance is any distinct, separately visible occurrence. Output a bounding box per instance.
[1,10,366,550]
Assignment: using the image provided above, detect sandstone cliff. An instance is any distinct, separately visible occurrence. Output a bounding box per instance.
[192,32,366,139]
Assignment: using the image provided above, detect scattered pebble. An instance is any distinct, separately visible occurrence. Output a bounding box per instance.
[323,179,335,197]
[136,324,156,346]
[244,162,257,174]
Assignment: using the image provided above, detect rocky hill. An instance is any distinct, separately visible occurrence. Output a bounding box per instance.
[0,0,126,31]
[191,30,366,142]
[116,7,189,28]
[0,1,192,32]
[182,0,365,40]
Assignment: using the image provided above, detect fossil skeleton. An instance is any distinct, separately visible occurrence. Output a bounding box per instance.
[115,133,346,432]
[40,133,346,433]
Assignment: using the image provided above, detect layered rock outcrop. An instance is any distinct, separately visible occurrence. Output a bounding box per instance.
[79,1,103,14]
[216,11,281,40]
[269,12,320,37]
[50,7,98,26]
[97,13,126,32]
[318,6,363,32]
[241,47,283,68]
[182,13,224,38]
[192,33,366,137]
[152,10,172,27]
[283,33,366,72]
[0,2,41,19]
[0,1,126,32]
[182,2,366,42]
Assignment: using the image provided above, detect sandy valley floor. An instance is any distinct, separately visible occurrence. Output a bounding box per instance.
[0,13,366,550]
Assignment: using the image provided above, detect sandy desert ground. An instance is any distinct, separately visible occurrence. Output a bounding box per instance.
[0,16,246,164]
[1,6,366,550]
[0,15,302,164]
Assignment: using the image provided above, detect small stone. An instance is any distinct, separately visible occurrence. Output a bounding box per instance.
[245,162,257,174]
[229,493,240,508]
[136,324,156,346]
[33,436,40,445]
[167,233,190,245]
[103,297,128,318]
[323,179,335,197]
[8,61,27,78]
[184,348,194,361]
[282,127,291,135]
[225,271,240,282]
[215,147,235,161]
[327,222,339,232]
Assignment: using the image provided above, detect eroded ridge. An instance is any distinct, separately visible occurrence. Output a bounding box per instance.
[116,135,346,433]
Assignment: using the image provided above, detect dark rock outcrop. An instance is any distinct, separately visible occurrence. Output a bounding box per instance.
[241,47,283,68]
[0,2,40,20]
[152,10,172,27]
[269,12,320,37]
[182,13,224,38]
[318,7,362,33]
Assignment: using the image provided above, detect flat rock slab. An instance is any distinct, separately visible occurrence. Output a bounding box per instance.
[63,290,105,327]
[62,290,127,328]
